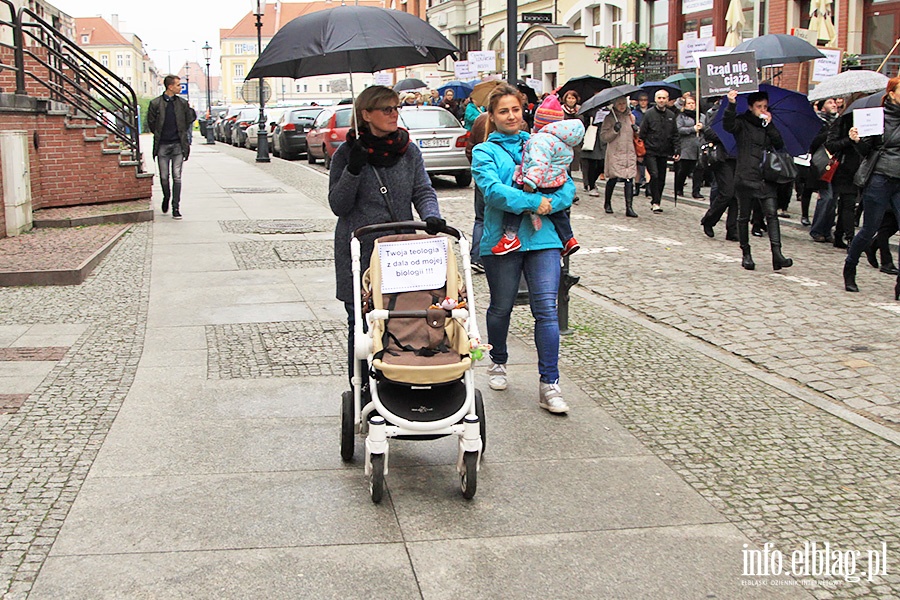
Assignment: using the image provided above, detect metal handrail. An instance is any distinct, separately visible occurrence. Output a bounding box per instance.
[14,7,141,168]
[0,0,25,93]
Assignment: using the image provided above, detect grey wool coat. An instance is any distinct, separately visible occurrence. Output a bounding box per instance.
[329,141,441,303]
[676,111,706,161]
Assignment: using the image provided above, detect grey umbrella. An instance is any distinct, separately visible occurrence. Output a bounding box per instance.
[808,70,889,102]
[731,34,825,66]
[394,78,428,92]
[246,5,458,80]
[577,84,642,115]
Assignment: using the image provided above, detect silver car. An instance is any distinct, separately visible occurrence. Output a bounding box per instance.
[399,106,472,187]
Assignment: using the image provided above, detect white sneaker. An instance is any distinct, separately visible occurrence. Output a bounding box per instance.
[588,188,600,197]
[539,382,569,414]
[487,363,507,390]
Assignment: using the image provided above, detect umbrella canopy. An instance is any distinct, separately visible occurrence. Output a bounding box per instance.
[663,72,697,94]
[640,81,682,99]
[246,5,458,80]
[557,75,612,102]
[808,70,889,102]
[437,80,474,100]
[394,78,428,92]
[709,84,822,156]
[469,80,505,108]
[846,91,885,113]
[730,34,825,66]
[516,81,539,105]
[577,84,642,115]
[725,0,746,47]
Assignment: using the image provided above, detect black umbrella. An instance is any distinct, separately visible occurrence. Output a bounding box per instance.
[246,5,458,80]
[640,81,683,99]
[846,91,884,113]
[731,33,825,66]
[516,81,539,105]
[394,78,428,92]
[557,75,612,102]
[577,84,642,115]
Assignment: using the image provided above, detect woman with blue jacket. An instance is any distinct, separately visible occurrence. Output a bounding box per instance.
[471,84,576,414]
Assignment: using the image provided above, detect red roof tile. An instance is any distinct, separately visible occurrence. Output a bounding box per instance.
[74,17,130,47]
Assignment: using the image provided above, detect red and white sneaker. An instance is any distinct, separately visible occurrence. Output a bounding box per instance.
[561,237,580,257]
[492,234,521,255]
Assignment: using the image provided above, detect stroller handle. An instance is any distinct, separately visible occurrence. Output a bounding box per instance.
[353,220,462,240]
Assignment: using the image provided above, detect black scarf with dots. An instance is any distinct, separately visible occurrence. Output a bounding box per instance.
[347,127,410,168]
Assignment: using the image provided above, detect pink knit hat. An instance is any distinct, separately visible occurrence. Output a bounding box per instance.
[533,93,564,133]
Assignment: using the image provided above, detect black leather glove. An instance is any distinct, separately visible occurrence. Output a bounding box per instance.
[346,140,368,175]
[632,124,640,134]
[613,122,622,132]
[424,216,446,235]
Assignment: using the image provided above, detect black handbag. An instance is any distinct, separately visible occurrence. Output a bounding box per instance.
[853,153,880,189]
[761,149,798,184]
[699,143,720,170]
[810,145,832,177]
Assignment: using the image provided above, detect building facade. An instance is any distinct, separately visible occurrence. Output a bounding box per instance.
[74,16,159,99]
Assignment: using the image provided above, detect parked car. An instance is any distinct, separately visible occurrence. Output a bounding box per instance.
[245,107,289,151]
[231,107,263,148]
[399,105,471,187]
[217,105,251,144]
[272,107,323,159]
[305,106,353,169]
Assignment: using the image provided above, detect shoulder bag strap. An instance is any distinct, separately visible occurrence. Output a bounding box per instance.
[371,167,399,222]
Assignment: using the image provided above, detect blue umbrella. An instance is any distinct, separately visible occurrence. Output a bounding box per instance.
[709,84,821,157]
[438,80,475,100]
[640,80,682,99]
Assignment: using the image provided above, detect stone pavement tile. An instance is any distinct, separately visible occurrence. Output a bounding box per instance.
[152,221,239,245]
[0,326,29,347]
[0,362,56,393]
[152,243,239,272]
[408,525,813,600]
[49,471,402,556]
[87,415,346,477]
[389,456,727,542]
[31,544,420,600]
[138,348,207,368]
[142,325,208,352]
[233,195,334,220]
[10,324,89,348]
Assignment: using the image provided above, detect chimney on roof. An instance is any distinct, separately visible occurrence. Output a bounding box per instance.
[111,14,119,31]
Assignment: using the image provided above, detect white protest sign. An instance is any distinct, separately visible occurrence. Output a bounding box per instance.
[374,72,393,86]
[468,50,497,72]
[854,107,885,138]
[678,37,716,69]
[378,237,448,294]
[699,24,714,39]
[812,48,842,82]
[526,77,543,95]
[454,60,478,80]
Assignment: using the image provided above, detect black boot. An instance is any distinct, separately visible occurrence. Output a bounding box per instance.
[864,242,879,269]
[738,221,754,270]
[741,246,755,271]
[766,214,793,270]
[624,180,638,217]
[604,181,614,214]
[844,262,859,292]
[895,276,899,301]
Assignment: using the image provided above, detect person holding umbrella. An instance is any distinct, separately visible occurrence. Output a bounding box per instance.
[600,95,639,217]
[723,89,792,271]
[639,89,681,213]
[471,84,575,414]
[328,85,445,382]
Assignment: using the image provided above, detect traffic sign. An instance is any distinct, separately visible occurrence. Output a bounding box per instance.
[521,12,552,24]
[178,82,188,95]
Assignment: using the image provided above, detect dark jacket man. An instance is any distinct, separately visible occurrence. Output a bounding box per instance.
[147,89,196,160]
[639,104,680,157]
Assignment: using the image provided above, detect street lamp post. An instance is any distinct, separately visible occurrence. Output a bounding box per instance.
[253,0,270,163]
[184,61,190,103]
[203,41,215,144]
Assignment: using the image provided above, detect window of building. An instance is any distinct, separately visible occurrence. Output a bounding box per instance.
[609,5,623,47]
[235,63,244,78]
[456,32,479,61]
[319,83,325,92]
[650,0,669,49]
[116,53,123,67]
[81,34,89,44]
[125,54,131,67]
[573,16,582,33]
[101,54,109,67]
[741,0,767,39]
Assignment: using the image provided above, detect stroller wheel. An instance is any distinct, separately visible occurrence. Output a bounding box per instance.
[475,389,486,455]
[369,453,385,503]
[460,451,478,499]
[340,391,354,462]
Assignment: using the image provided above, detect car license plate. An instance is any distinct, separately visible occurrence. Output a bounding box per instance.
[419,138,450,148]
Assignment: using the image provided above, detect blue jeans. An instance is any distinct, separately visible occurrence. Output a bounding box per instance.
[846,174,900,267]
[482,249,561,384]
[157,142,184,209]
[809,183,834,239]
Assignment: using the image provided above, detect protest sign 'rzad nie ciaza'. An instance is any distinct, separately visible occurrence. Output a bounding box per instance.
[698,51,759,98]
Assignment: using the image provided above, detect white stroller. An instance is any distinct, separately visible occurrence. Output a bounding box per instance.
[341,220,485,502]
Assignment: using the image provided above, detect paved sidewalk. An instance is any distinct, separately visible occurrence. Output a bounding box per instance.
[0,143,896,598]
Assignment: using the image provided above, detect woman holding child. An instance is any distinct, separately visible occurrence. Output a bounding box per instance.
[470,84,576,414]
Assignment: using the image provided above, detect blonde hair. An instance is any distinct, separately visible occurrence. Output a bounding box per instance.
[352,85,400,131]
[484,83,525,140]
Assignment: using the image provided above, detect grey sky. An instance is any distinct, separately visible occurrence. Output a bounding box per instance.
[51,0,257,76]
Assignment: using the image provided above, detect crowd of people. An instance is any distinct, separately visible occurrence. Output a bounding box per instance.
[327,76,900,417]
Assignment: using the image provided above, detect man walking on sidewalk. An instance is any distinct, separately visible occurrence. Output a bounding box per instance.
[147,75,196,219]
[639,89,680,213]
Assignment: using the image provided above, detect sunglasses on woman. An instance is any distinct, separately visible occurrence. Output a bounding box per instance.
[370,105,402,115]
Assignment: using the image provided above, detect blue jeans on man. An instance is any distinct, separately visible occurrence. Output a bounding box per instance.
[482,249,561,384]
[809,183,834,240]
[846,174,900,267]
